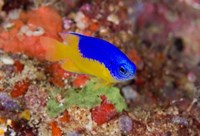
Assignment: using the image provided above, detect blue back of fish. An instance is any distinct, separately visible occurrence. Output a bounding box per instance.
[73,33,127,67]
[71,33,136,81]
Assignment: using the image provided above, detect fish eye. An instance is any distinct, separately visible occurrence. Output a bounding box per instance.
[119,65,128,75]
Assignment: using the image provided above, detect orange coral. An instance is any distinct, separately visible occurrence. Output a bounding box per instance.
[20,6,62,38]
[72,75,90,88]
[13,60,24,73]
[0,117,5,124]
[0,6,62,59]
[45,63,72,87]
[88,22,100,32]
[59,111,70,123]
[50,121,62,136]
[10,79,30,98]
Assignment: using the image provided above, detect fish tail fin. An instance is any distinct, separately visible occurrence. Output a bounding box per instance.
[40,36,70,61]
[40,34,80,62]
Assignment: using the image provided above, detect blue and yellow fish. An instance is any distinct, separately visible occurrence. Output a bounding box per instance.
[40,32,136,85]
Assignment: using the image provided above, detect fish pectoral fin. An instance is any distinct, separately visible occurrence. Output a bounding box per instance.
[61,59,82,73]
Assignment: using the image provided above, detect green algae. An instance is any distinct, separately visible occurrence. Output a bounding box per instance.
[46,81,127,117]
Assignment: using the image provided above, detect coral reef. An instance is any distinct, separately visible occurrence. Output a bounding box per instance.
[0,0,200,135]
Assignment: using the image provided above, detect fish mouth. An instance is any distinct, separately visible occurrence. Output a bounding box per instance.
[116,75,136,82]
[130,75,136,80]
[125,75,136,81]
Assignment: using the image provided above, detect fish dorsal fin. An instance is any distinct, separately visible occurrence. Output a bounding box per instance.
[60,33,79,47]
